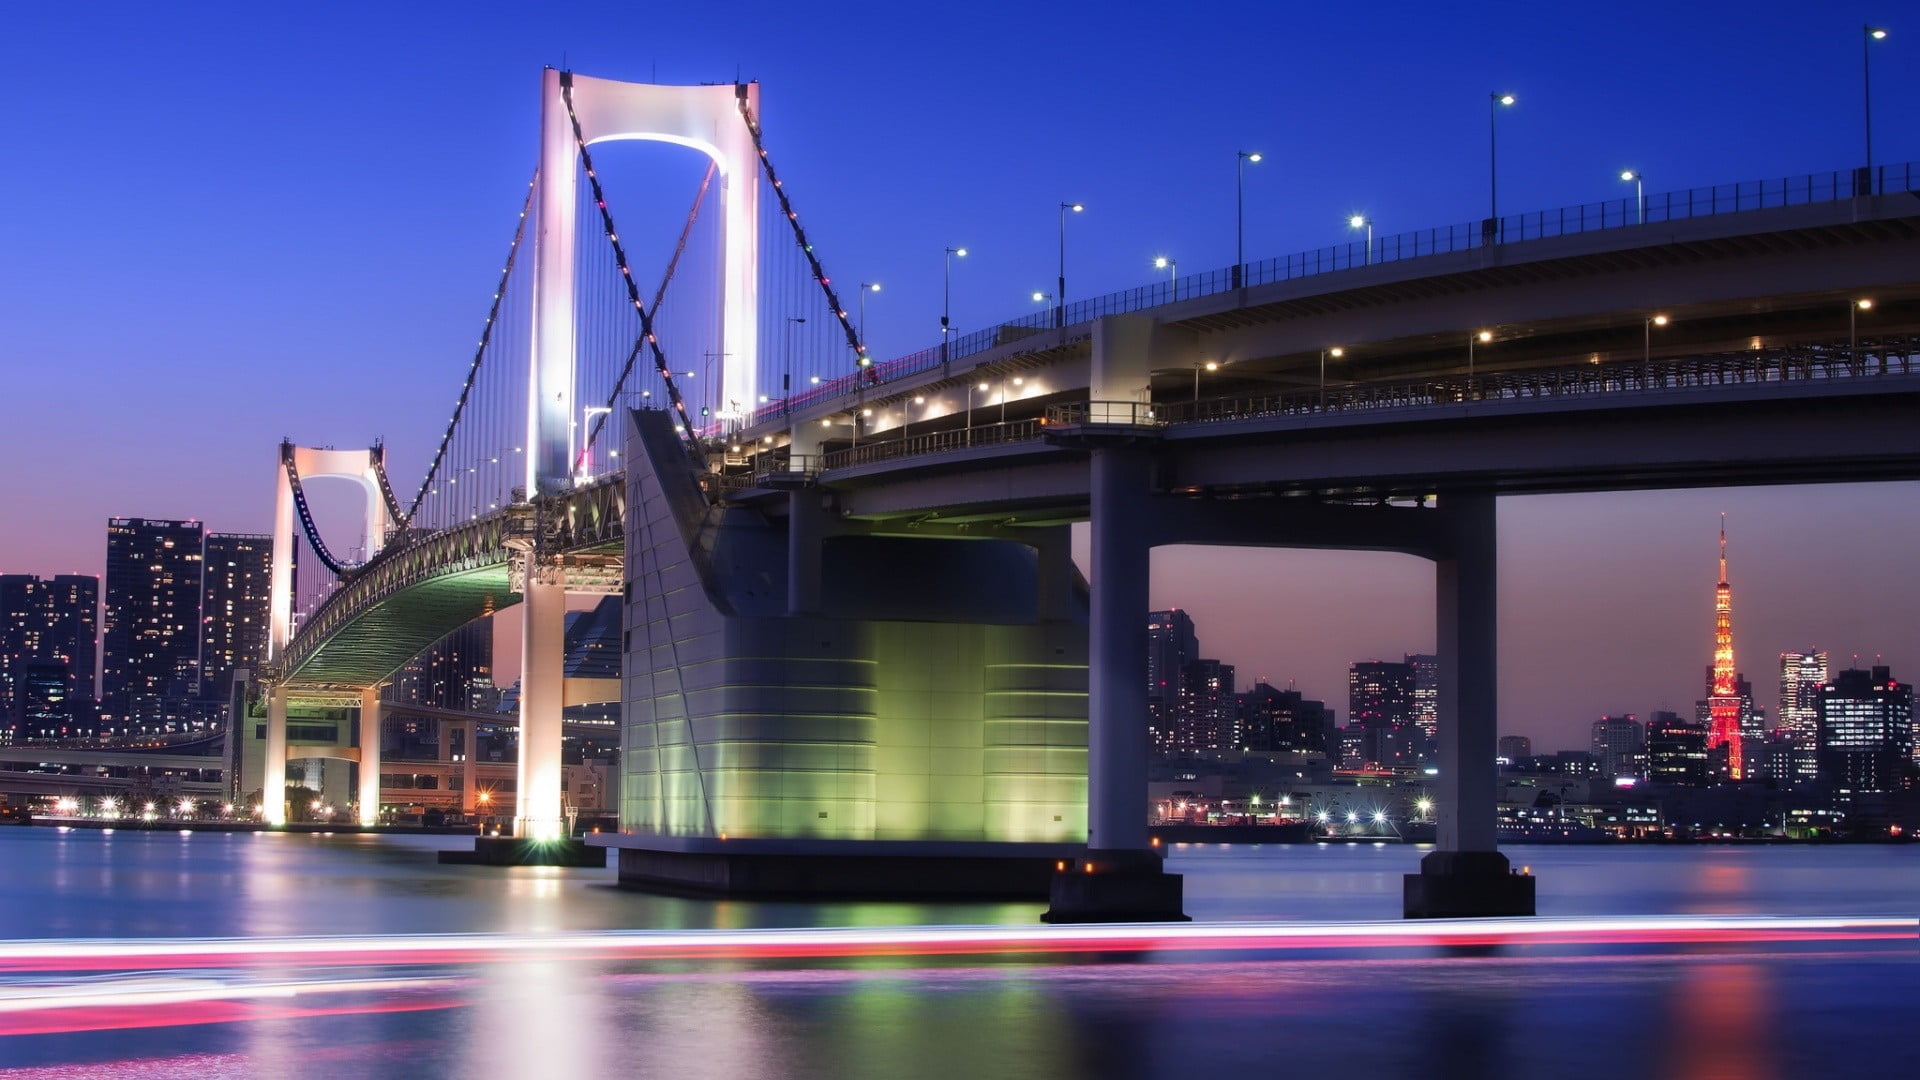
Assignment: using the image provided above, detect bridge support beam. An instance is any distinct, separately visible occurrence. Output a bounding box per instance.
[1045,442,1185,923]
[263,685,288,826]
[787,491,824,615]
[516,576,567,841]
[1405,491,1534,918]
[358,688,382,828]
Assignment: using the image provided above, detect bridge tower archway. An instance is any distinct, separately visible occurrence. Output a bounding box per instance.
[529,70,761,498]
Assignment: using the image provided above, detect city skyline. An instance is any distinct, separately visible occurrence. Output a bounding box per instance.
[3,3,1917,754]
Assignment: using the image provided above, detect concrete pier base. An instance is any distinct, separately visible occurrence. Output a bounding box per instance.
[592,836,1075,899]
[1041,849,1189,923]
[1402,850,1535,918]
[438,836,608,867]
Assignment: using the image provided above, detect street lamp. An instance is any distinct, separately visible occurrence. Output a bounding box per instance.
[1154,255,1177,299]
[941,247,967,363]
[1469,329,1493,383]
[1320,346,1344,402]
[783,316,806,415]
[1620,169,1645,225]
[1864,25,1890,191]
[858,282,880,351]
[967,380,988,443]
[1001,375,1024,424]
[1236,150,1262,288]
[1192,359,1219,403]
[1644,313,1668,365]
[1057,203,1083,328]
[1347,215,1373,265]
[1489,92,1517,239]
[1852,297,1874,366]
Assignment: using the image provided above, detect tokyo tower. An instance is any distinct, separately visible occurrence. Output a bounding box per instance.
[1706,516,1744,778]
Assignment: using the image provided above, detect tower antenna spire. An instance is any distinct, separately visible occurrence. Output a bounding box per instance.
[1718,512,1727,584]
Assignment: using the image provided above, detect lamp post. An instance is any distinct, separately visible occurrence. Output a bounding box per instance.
[1469,329,1492,388]
[784,316,805,417]
[1002,375,1024,424]
[905,395,925,442]
[577,405,612,481]
[1192,360,1218,403]
[1489,92,1516,239]
[1620,169,1645,225]
[1865,26,1890,190]
[967,381,987,445]
[1851,297,1874,368]
[858,282,880,350]
[1347,215,1373,265]
[1056,203,1083,328]
[1644,313,1668,365]
[942,248,966,363]
[1154,255,1178,299]
[1319,346,1344,405]
[1236,151,1261,289]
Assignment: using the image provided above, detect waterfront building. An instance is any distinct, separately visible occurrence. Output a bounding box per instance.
[0,574,98,724]
[1646,711,1710,787]
[1405,653,1439,748]
[101,518,204,730]
[1816,665,1915,796]
[1177,658,1237,751]
[1237,681,1333,754]
[1147,610,1198,752]
[1779,650,1829,782]
[1590,714,1646,780]
[199,533,274,700]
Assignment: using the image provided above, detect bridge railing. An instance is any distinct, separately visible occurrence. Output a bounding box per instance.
[1155,339,1920,426]
[796,338,1917,478]
[723,160,1918,435]
[820,419,1043,471]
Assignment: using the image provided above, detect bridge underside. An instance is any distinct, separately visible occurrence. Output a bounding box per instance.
[285,564,517,692]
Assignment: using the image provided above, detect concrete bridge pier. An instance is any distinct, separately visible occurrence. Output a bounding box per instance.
[1404,491,1534,918]
[1044,442,1186,923]
[515,575,567,841]
[262,685,289,825]
[358,687,382,827]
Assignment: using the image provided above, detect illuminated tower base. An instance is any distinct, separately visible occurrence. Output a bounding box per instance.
[590,410,1086,897]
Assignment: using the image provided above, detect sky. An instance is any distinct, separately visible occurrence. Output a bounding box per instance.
[1,1,1916,751]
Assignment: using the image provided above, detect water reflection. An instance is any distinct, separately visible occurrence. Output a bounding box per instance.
[1663,961,1775,1080]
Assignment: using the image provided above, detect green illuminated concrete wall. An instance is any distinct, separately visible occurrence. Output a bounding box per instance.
[620,411,1087,845]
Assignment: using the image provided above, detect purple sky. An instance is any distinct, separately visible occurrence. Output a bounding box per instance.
[2,2,1915,751]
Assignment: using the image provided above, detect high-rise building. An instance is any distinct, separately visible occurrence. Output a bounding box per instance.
[1647,711,1710,787]
[200,533,274,700]
[14,659,78,741]
[0,574,98,723]
[387,619,494,711]
[1147,610,1198,752]
[1701,518,1744,778]
[1348,661,1414,730]
[1590,714,1646,779]
[1237,681,1332,754]
[1779,650,1829,782]
[563,597,622,678]
[1817,666,1915,796]
[1176,658,1236,751]
[101,519,204,727]
[1405,653,1439,745]
[1497,734,1533,760]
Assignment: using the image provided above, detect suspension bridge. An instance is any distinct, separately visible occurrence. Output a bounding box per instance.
[256,67,1920,920]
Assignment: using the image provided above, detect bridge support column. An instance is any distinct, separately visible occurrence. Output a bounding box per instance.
[262,685,288,826]
[787,491,824,615]
[1033,527,1076,622]
[1045,444,1185,923]
[358,688,382,828]
[459,721,478,817]
[516,576,567,841]
[1405,491,1534,918]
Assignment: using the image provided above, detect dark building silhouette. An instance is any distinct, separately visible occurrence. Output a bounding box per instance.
[1237,681,1333,754]
[0,574,98,726]
[101,518,204,729]
[1647,711,1710,787]
[200,533,274,700]
[387,620,494,711]
[1817,665,1915,796]
[1176,658,1236,751]
[1590,714,1646,780]
[1146,610,1197,752]
[1497,734,1533,760]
